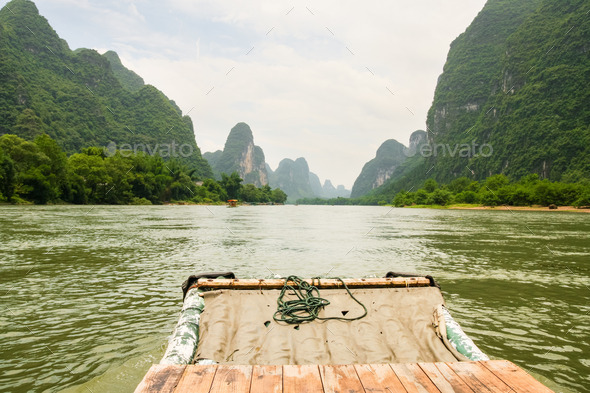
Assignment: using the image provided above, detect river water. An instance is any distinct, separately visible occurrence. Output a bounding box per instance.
[0,205,588,392]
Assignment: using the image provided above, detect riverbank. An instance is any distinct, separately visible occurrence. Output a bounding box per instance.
[404,203,590,212]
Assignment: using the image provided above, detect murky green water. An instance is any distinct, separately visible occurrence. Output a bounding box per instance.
[0,205,588,392]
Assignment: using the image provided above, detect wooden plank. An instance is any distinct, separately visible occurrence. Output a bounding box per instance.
[390,363,440,393]
[135,361,552,393]
[354,363,407,393]
[419,363,473,393]
[208,365,252,393]
[134,364,186,393]
[319,364,365,393]
[480,360,554,393]
[283,365,324,393]
[196,277,430,290]
[446,362,512,393]
[250,365,282,393]
[174,365,218,393]
[433,363,476,393]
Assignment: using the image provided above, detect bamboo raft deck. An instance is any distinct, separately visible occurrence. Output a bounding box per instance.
[135,360,553,393]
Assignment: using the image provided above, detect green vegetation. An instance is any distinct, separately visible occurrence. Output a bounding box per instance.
[0,0,212,178]
[365,0,590,197]
[240,184,287,204]
[297,174,590,208]
[392,175,590,208]
[296,195,386,206]
[0,134,287,205]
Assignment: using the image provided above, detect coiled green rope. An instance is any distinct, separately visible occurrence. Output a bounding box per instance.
[273,276,368,324]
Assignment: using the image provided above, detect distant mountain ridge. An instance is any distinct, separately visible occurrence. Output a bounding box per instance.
[205,122,268,186]
[204,122,350,201]
[268,157,313,202]
[0,0,212,177]
[351,130,426,198]
[321,179,351,199]
[309,172,323,197]
[268,158,350,202]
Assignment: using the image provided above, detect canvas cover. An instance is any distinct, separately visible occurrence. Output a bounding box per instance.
[195,286,463,365]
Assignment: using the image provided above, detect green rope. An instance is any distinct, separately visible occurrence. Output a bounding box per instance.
[272,276,368,324]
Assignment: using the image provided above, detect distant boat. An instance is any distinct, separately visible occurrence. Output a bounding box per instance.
[227,199,238,207]
[135,272,554,392]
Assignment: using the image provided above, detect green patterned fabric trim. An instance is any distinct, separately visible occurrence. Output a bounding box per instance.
[442,306,489,361]
[160,288,204,365]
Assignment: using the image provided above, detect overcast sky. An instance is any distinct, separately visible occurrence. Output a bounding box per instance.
[6,0,487,188]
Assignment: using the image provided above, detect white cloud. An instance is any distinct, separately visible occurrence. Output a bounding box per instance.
[3,0,487,187]
[126,39,426,185]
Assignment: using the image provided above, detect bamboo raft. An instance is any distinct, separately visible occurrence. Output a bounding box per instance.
[136,276,553,393]
[136,360,552,393]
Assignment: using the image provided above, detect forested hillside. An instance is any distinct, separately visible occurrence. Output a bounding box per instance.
[372,0,589,198]
[0,0,212,178]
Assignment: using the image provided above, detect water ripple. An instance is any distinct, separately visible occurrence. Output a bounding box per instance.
[0,205,588,392]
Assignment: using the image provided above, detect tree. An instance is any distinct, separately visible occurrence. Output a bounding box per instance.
[20,168,55,204]
[240,184,261,202]
[0,134,55,203]
[67,152,111,203]
[271,188,287,204]
[484,174,510,191]
[466,181,481,192]
[519,173,539,186]
[573,190,590,208]
[103,153,134,203]
[393,191,412,207]
[128,158,157,202]
[414,189,429,204]
[454,190,477,204]
[509,187,533,206]
[449,177,471,193]
[35,134,68,200]
[480,191,500,206]
[259,184,272,203]
[0,134,50,173]
[423,179,438,193]
[220,172,243,200]
[197,178,227,202]
[0,147,15,201]
[430,189,452,206]
[533,180,559,206]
